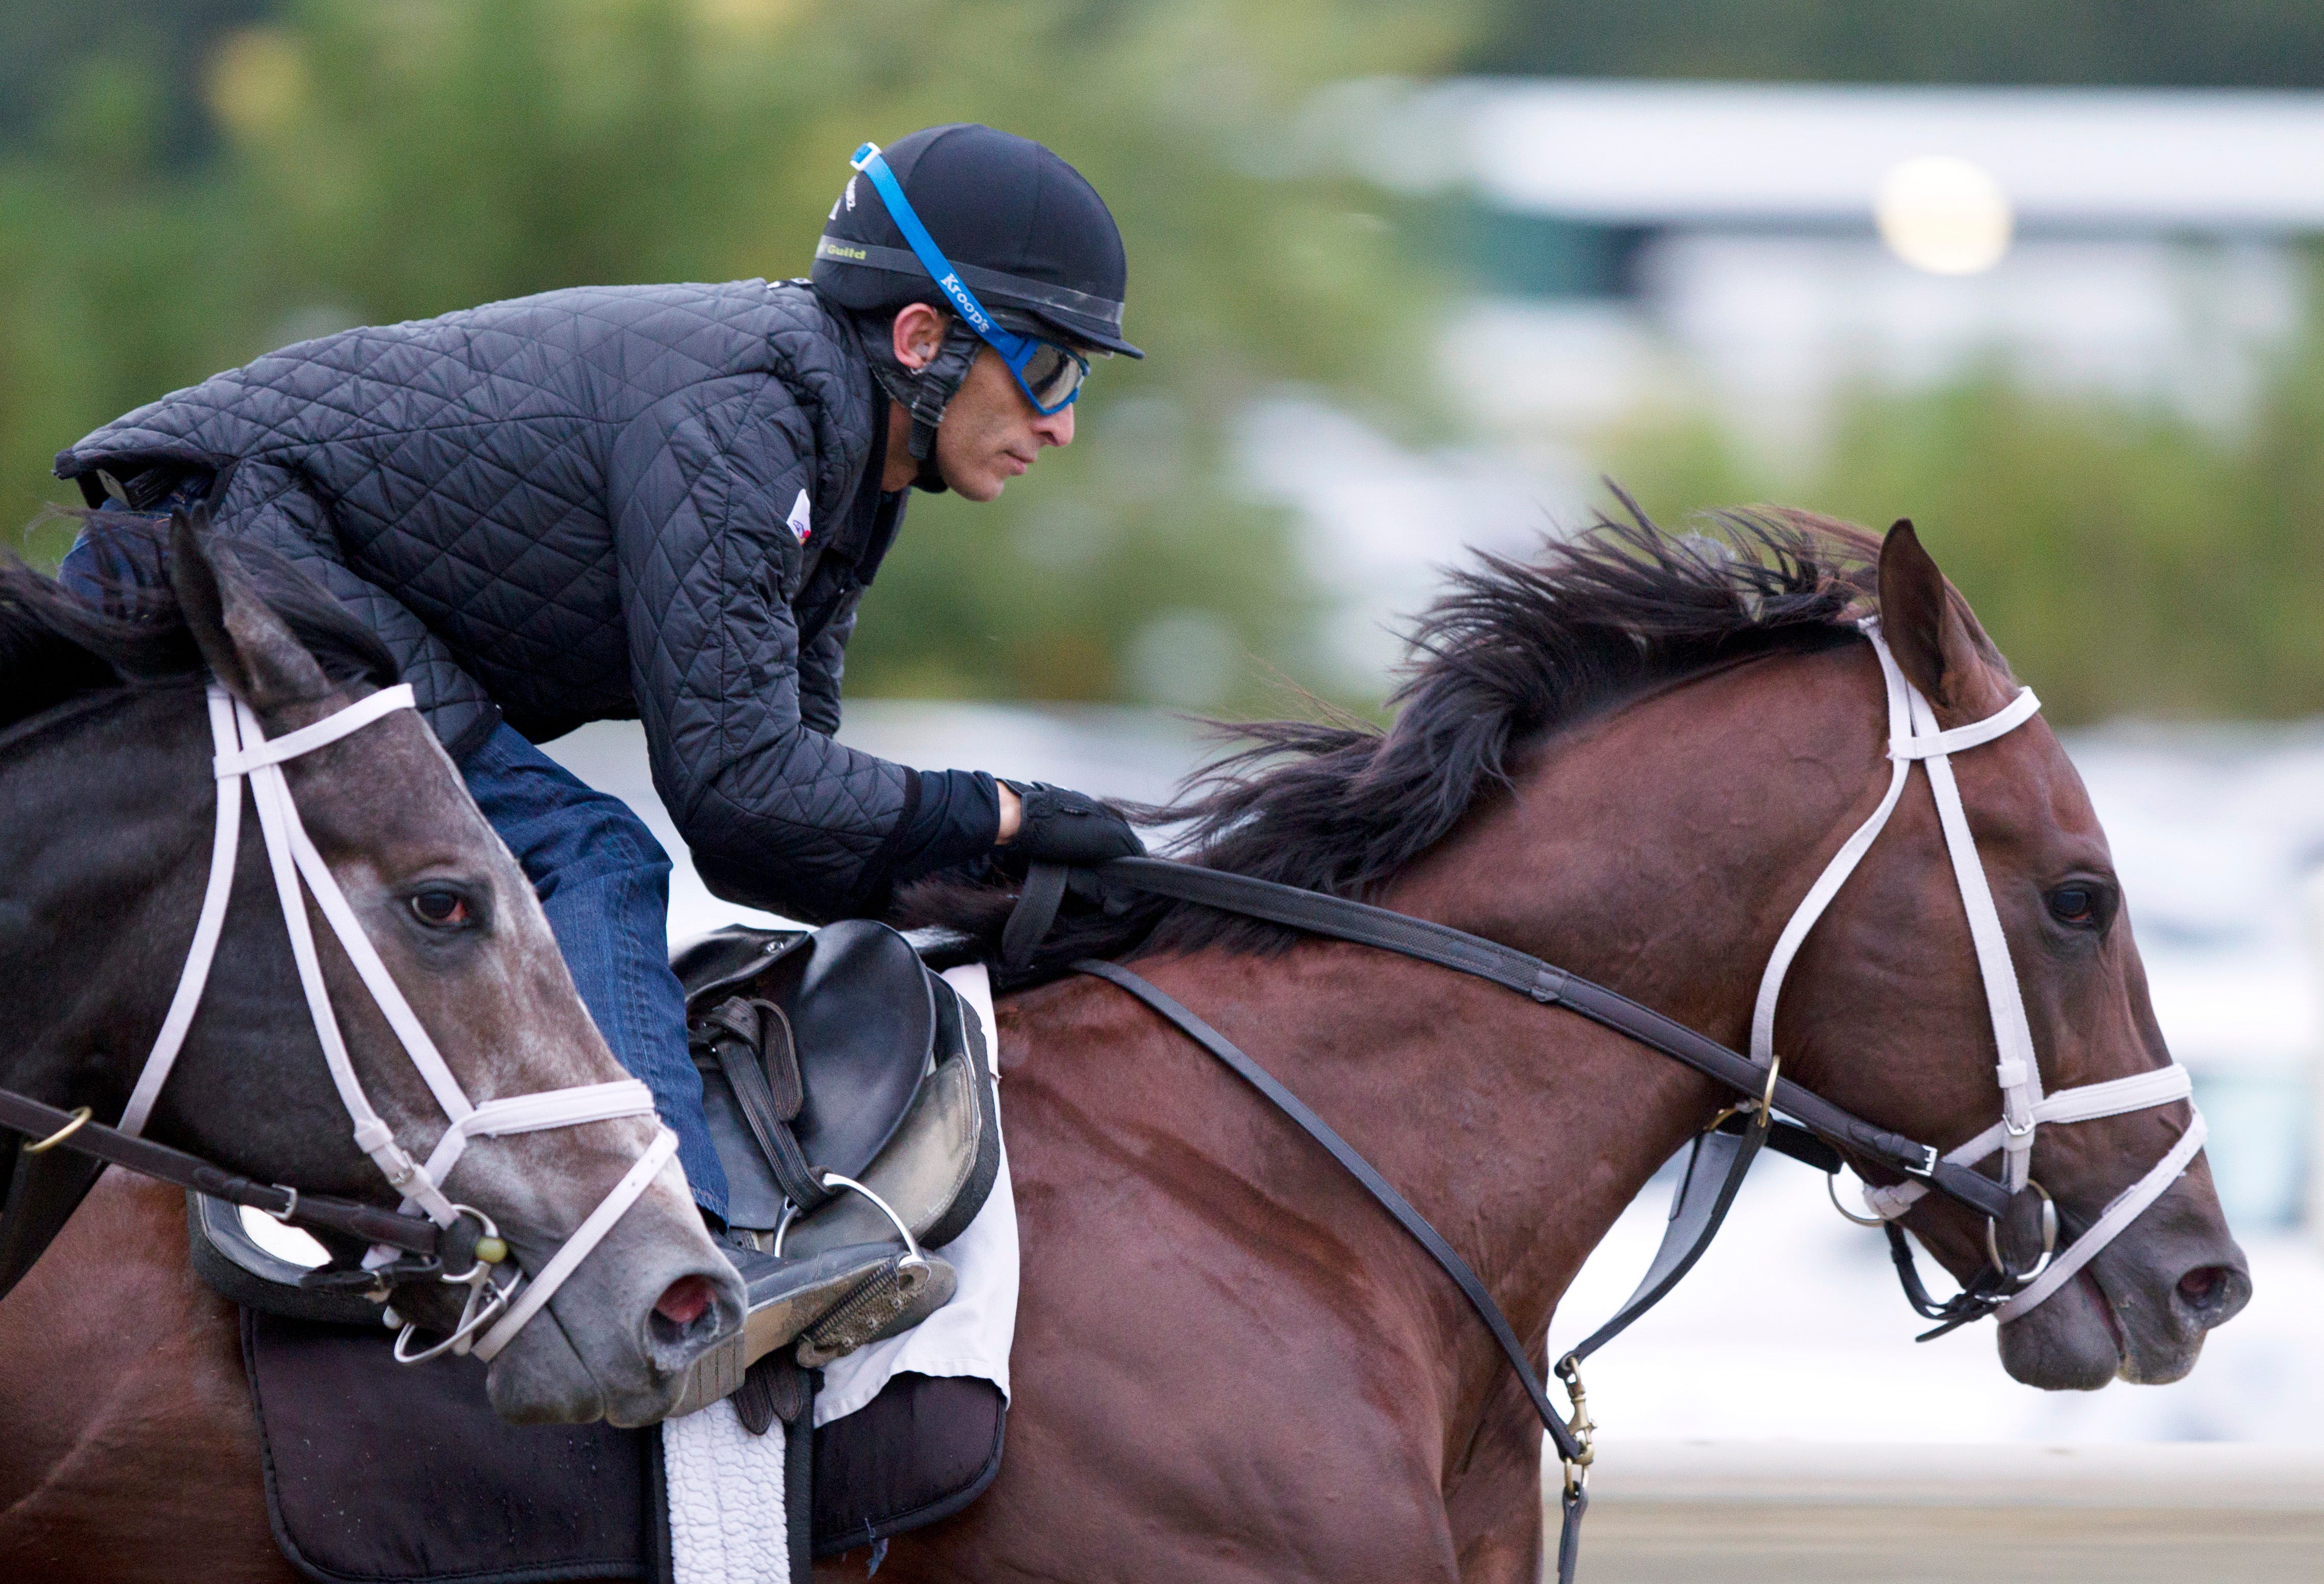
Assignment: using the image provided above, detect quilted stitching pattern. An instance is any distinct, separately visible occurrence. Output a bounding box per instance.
[58,280,912,921]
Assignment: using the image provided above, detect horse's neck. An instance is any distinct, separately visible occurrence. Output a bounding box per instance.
[1280,648,1884,1426]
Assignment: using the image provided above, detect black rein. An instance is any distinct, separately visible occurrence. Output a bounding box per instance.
[0,1087,443,1258]
[1090,857,2005,1219]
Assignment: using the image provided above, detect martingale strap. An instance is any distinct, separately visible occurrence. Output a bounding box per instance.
[1069,959,1581,1584]
[1072,959,1586,1463]
[1073,958,1789,1584]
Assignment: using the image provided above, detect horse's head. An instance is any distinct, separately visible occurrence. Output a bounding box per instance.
[1779,521,2249,1389]
[0,521,741,1425]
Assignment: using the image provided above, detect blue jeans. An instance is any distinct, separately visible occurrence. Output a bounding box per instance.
[462,726,729,1219]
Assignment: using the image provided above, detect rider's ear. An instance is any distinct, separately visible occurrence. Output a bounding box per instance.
[1877,518,1990,712]
[167,511,333,711]
[891,303,946,372]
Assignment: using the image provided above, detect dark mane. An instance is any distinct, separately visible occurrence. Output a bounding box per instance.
[902,503,1902,977]
[0,516,399,738]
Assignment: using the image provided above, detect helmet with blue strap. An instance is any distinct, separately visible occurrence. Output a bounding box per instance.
[811,124,1141,480]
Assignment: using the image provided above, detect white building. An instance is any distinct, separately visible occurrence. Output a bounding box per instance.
[1253,80,2324,679]
[1364,79,2324,449]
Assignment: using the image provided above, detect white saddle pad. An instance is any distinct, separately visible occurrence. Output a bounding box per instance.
[662,963,1018,1583]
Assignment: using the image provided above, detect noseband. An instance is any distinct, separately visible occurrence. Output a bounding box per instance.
[116,684,675,1364]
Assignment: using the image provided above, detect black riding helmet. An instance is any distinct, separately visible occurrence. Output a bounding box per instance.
[813,125,1140,489]
[812,122,1142,358]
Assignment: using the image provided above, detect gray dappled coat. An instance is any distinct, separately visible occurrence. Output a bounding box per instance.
[55,279,984,922]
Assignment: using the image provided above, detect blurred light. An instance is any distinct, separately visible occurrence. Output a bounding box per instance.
[1874,155,2013,276]
[692,0,800,41]
[203,29,306,140]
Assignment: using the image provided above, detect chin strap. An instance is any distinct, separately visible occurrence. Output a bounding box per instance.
[862,313,981,493]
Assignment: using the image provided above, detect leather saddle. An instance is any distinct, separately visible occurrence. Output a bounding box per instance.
[677,920,1000,1255]
[190,919,1001,1336]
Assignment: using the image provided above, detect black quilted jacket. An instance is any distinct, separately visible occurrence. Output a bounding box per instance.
[55,280,997,921]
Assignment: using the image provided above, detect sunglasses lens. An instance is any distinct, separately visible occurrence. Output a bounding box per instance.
[1018,342,1087,409]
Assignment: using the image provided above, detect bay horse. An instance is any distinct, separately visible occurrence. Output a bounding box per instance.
[0,511,2247,1582]
[0,518,742,1454]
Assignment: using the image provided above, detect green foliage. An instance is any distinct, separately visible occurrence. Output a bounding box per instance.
[1601,270,2324,723]
[0,0,1468,707]
[1471,0,2324,88]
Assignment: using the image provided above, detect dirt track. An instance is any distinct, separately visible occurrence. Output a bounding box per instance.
[1558,1441,2324,1583]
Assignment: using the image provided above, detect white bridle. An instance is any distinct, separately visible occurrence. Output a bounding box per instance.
[120,683,679,1362]
[1752,620,2207,1324]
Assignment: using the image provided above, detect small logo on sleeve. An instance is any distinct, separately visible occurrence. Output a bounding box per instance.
[787,489,813,544]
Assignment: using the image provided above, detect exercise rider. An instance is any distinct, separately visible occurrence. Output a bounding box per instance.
[54,123,1146,1376]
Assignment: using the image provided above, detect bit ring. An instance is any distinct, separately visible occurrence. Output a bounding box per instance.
[22,1107,92,1155]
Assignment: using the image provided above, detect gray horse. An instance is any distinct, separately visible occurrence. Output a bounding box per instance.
[0,518,741,1426]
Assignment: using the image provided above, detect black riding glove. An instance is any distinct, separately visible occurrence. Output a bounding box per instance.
[999,781,1146,867]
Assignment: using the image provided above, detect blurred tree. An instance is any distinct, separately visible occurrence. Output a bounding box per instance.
[0,0,272,165]
[1601,264,2324,723]
[1471,0,2324,88]
[1,0,1469,711]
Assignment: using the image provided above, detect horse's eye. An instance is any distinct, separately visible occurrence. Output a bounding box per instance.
[410,890,470,928]
[2048,886,2098,927]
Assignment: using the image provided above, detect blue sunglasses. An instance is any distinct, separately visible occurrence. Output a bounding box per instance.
[850,143,1090,416]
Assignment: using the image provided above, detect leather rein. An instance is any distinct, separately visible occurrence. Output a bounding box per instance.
[1003,620,2206,1584]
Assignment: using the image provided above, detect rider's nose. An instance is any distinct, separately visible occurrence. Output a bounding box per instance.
[1037,405,1074,448]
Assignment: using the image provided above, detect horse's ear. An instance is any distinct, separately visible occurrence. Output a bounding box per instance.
[166,511,332,710]
[1876,519,1985,709]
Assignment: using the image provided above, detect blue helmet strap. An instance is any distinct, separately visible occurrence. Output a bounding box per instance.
[850,143,1085,417]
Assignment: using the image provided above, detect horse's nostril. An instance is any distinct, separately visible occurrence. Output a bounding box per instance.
[2175,1263,2242,1320]
[654,1274,715,1328]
